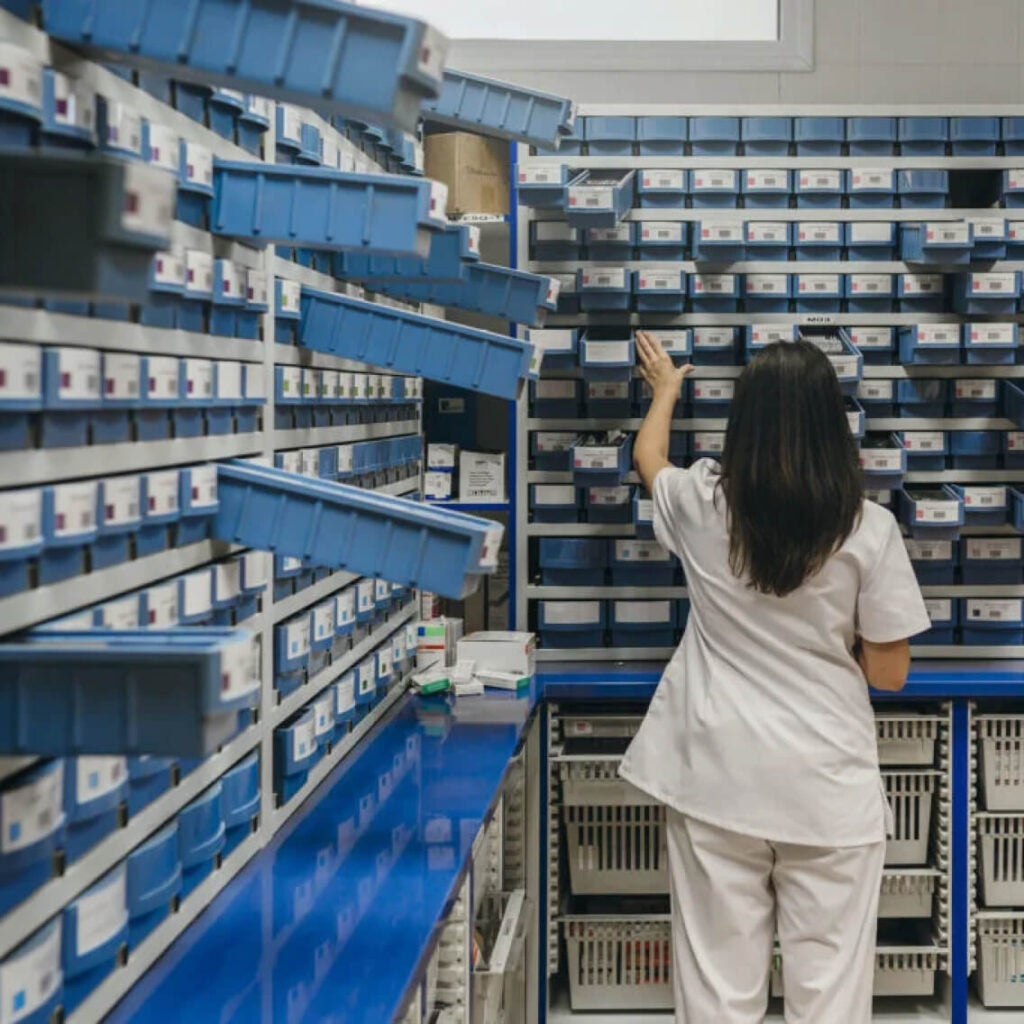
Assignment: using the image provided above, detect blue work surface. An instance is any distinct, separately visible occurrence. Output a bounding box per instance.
[538,659,1024,700]
[107,687,537,1024]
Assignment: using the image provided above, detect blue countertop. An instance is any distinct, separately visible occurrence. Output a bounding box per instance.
[107,685,538,1024]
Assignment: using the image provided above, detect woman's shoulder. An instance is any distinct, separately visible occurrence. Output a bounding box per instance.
[849,498,900,550]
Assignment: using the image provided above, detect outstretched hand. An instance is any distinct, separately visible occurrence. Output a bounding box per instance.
[636,331,695,399]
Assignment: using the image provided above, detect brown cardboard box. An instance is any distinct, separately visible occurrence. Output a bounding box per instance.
[425,132,509,216]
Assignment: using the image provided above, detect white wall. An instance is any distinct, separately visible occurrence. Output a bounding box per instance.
[448,0,1024,105]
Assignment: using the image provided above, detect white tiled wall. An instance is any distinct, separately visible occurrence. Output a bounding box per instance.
[450,0,1024,104]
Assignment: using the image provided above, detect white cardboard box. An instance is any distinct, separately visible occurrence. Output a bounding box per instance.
[457,631,535,676]
[427,443,459,470]
[458,451,506,502]
[424,470,454,501]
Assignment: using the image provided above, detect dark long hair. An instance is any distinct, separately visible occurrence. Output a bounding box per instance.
[718,340,863,597]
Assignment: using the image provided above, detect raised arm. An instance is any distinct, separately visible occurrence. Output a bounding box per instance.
[633,331,695,494]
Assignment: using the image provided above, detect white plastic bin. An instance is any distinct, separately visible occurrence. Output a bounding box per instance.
[879,871,937,918]
[979,814,1024,907]
[772,950,940,998]
[564,917,674,1012]
[979,715,1024,811]
[978,915,1024,1007]
[884,772,938,866]
[558,759,651,806]
[563,804,668,895]
[876,714,941,766]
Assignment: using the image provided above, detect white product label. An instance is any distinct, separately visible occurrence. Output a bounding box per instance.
[313,696,333,738]
[543,601,601,626]
[479,525,504,570]
[53,71,95,136]
[589,486,631,506]
[658,330,691,355]
[301,369,318,400]
[101,476,140,528]
[962,486,1007,509]
[830,355,859,378]
[636,271,682,291]
[745,170,787,190]
[535,221,577,243]
[520,166,559,185]
[245,269,269,309]
[846,410,862,434]
[51,481,97,538]
[859,448,903,471]
[902,432,944,451]
[536,380,577,400]
[971,273,1017,295]
[0,489,41,552]
[914,498,959,522]
[1008,170,1024,191]
[185,250,214,297]
[1007,432,1024,451]
[639,222,684,243]
[692,275,735,294]
[277,451,301,475]
[181,569,212,617]
[377,646,392,677]
[146,122,180,173]
[424,471,452,501]
[971,217,1006,239]
[214,361,242,401]
[865,489,892,505]
[534,432,577,453]
[580,268,628,290]
[76,757,125,803]
[798,170,842,190]
[692,380,735,401]
[746,221,788,243]
[692,432,726,453]
[1,762,63,854]
[615,600,671,624]
[53,347,101,402]
[292,718,316,762]
[103,100,142,155]
[186,464,217,509]
[534,484,577,505]
[924,598,952,621]
[374,578,391,604]
[358,579,375,612]
[905,540,953,561]
[967,323,1016,346]
[277,366,301,400]
[587,381,630,401]
[849,168,894,190]
[405,624,417,653]
[142,581,178,628]
[75,870,127,956]
[0,42,42,111]
[954,379,998,400]
[336,590,356,628]
[848,274,893,295]
[574,443,621,469]
[240,550,269,590]
[213,560,241,602]
[750,325,795,345]
[285,616,311,660]
[391,635,404,665]
[121,161,174,235]
[350,374,367,400]
[849,328,891,350]
[798,274,840,294]
[358,661,376,696]
[745,274,788,295]
[615,540,670,563]
[967,538,1021,561]
[698,220,743,242]
[916,324,958,345]
[583,340,631,364]
[966,599,1022,622]
[152,249,187,290]
[335,674,355,715]
[277,279,301,314]
[0,917,61,1022]
[570,185,614,209]
[183,359,213,401]
[858,379,894,400]
[215,260,244,304]
[245,95,272,122]
[847,222,894,244]
[279,104,302,145]
[692,328,733,348]
[146,356,179,400]
[299,450,318,479]
[321,134,340,170]
[588,225,632,244]
[797,222,841,244]
[336,445,354,474]
[640,170,685,190]
[0,343,41,402]
[321,370,340,400]
[924,222,970,245]
[691,170,737,191]
[901,274,942,296]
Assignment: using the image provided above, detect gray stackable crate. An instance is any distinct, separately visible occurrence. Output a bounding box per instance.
[884,771,939,866]
[979,814,1024,907]
[563,804,668,895]
[879,871,938,918]
[978,914,1024,1007]
[876,713,941,766]
[557,758,651,806]
[979,716,1024,811]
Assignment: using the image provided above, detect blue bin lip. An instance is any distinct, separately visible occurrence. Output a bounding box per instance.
[128,756,175,780]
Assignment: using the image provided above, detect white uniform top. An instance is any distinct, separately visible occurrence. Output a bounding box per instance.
[619,460,932,847]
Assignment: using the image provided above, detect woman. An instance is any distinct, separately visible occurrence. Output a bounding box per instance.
[619,333,931,1024]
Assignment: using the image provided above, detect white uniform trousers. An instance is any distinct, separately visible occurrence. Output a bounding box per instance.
[666,809,886,1024]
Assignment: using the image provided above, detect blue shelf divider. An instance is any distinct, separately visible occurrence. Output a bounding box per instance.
[211,160,447,257]
[422,69,576,147]
[298,287,535,399]
[39,0,448,132]
[0,628,260,757]
[212,461,505,599]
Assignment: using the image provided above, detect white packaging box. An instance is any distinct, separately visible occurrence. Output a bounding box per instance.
[457,631,536,676]
[424,470,454,502]
[459,451,506,502]
[427,443,459,470]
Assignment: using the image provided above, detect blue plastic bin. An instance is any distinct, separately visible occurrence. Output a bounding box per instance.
[0,41,42,147]
[689,116,740,156]
[744,273,791,313]
[637,116,687,156]
[577,268,632,313]
[40,480,98,584]
[690,430,727,460]
[538,600,606,648]
[794,168,843,208]
[585,485,634,524]
[690,273,741,313]
[126,822,181,945]
[952,272,1020,316]
[178,782,225,895]
[586,224,635,262]
[566,170,636,229]
[971,217,1008,260]
[950,376,1000,418]
[899,487,964,540]
[916,598,957,646]
[744,220,791,260]
[688,168,740,209]
[900,221,972,264]
[609,538,677,587]
[964,322,1019,365]
[847,117,897,155]
[578,333,635,382]
[93,475,142,570]
[691,327,739,366]
[539,538,608,586]
[897,377,949,417]
[692,220,745,263]
[41,68,96,152]
[530,221,583,261]
[177,140,213,227]
[42,0,447,133]
[238,95,271,156]
[1003,118,1024,155]
[898,273,945,312]
[583,116,636,156]
[274,709,318,803]
[795,273,843,312]
[517,163,571,209]
[845,221,896,261]
[857,377,896,416]
[961,536,1022,585]
[846,273,895,313]
[570,434,633,488]
[898,170,949,209]
[530,432,578,472]
[951,430,1001,470]
[0,341,42,452]
[741,168,792,208]
[905,538,957,586]
[796,221,843,260]
[62,864,128,1011]
[847,168,896,209]
[898,117,949,155]
[41,346,100,448]
[859,434,907,491]
[531,379,581,418]
[299,287,533,399]
[63,756,126,863]
[690,377,735,419]
[636,220,688,261]
[610,599,677,648]
[741,117,792,155]
[636,168,686,209]
[794,116,844,155]
[1005,381,1024,432]
[898,324,961,366]
[950,117,999,155]
[1004,169,1024,207]
[0,485,42,598]
[633,268,687,313]
[126,755,174,815]
[0,919,63,1023]
[949,484,1009,528]
[587,380,633,419]
[899,431,948,471]
[961,598,1024,646]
